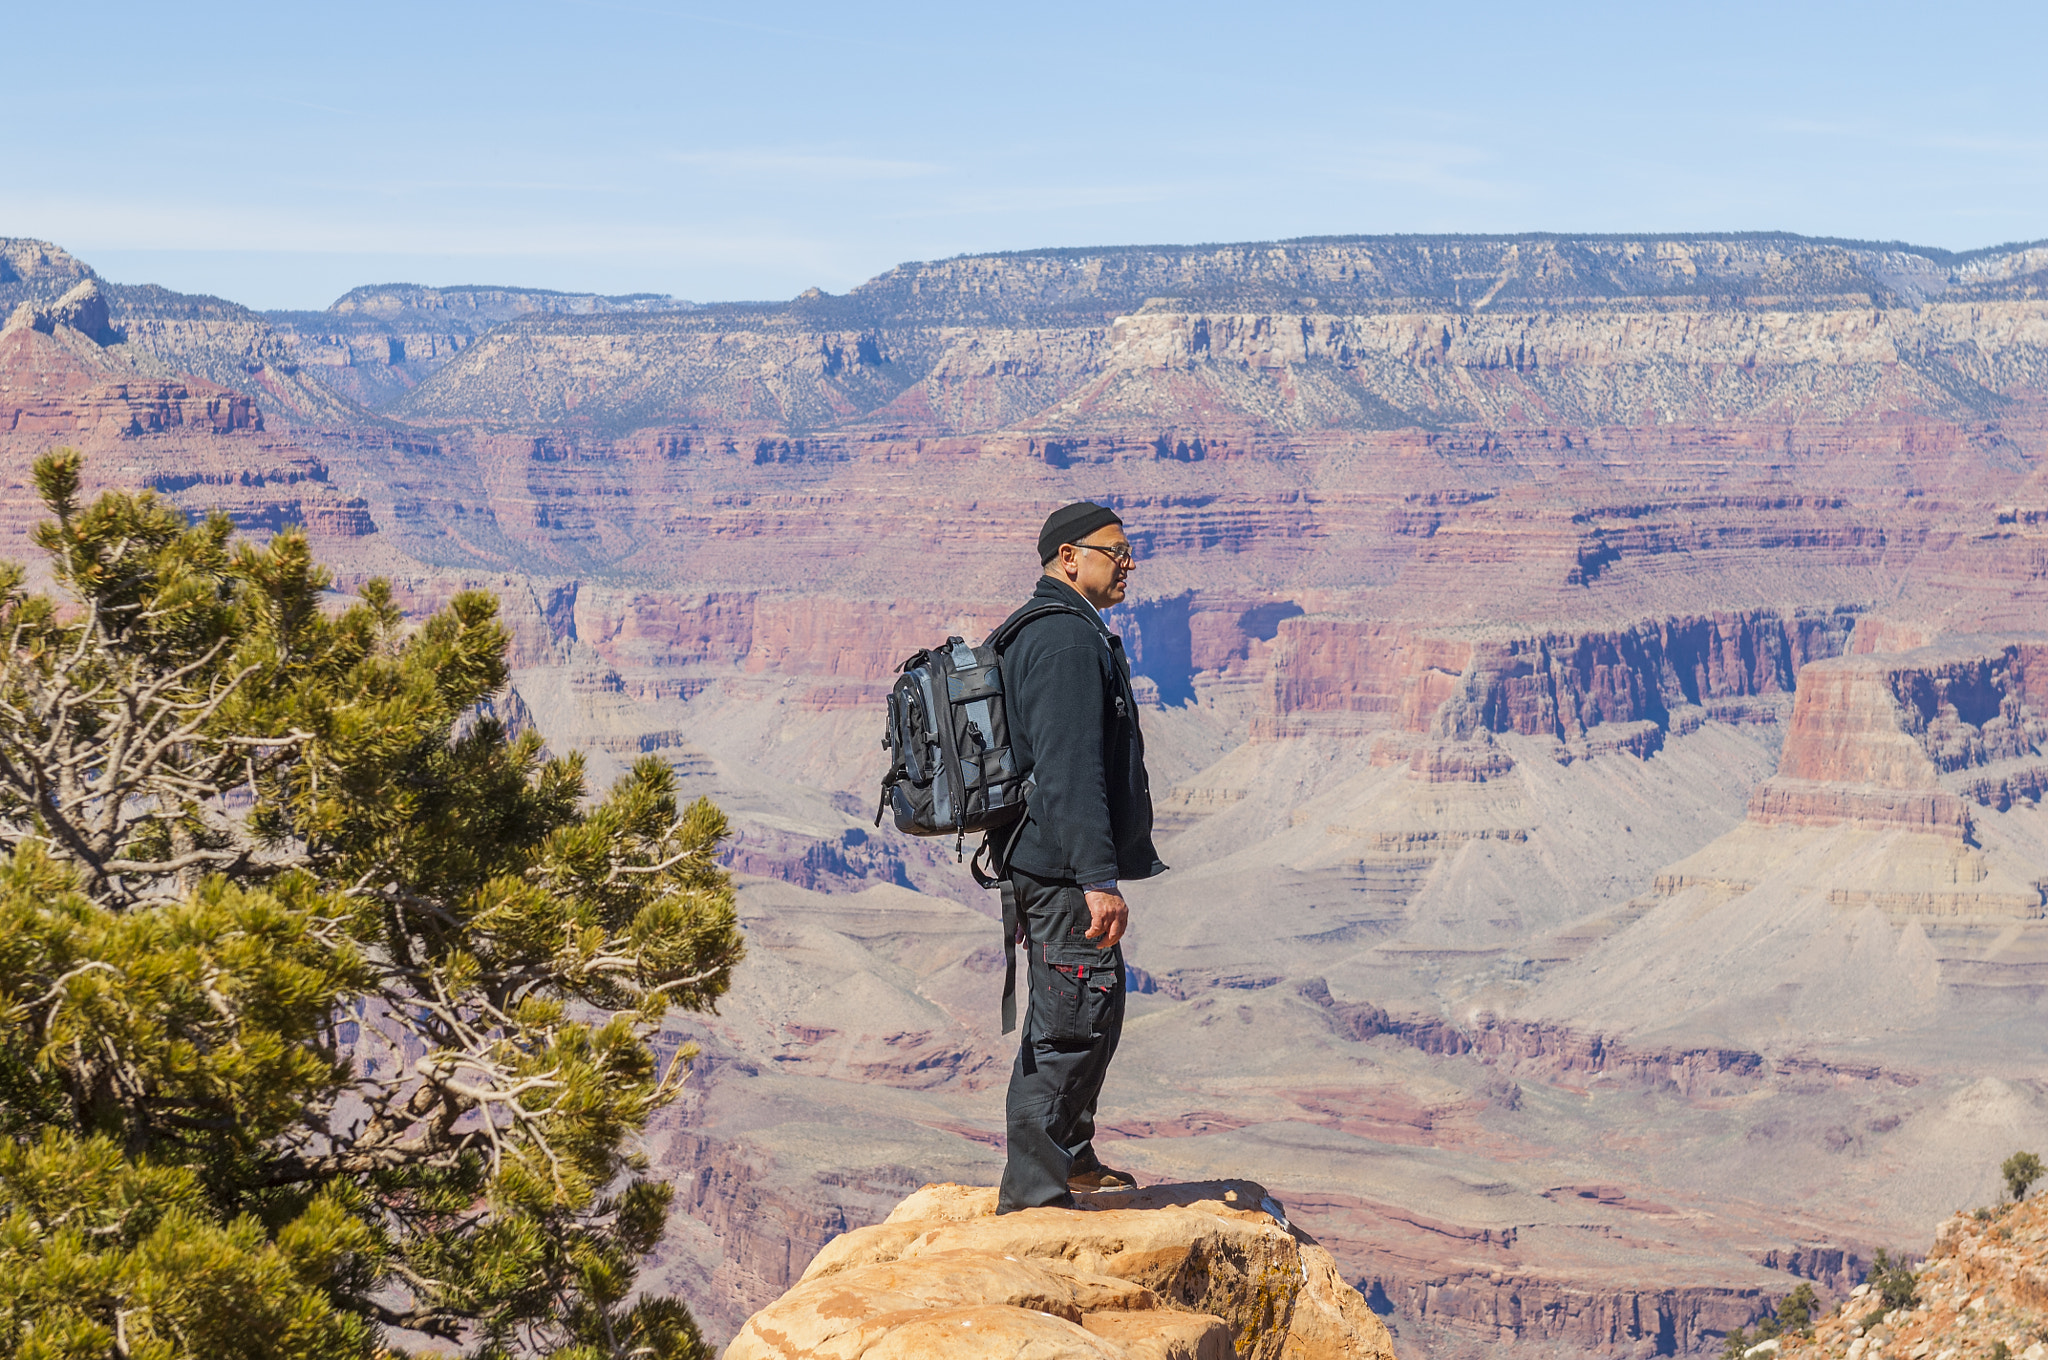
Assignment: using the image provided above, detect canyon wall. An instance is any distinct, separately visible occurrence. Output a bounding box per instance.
[364,296,2048,436]
[4,230,2047,1358]
[1750,638,2048,835]
[1263,608,1859,743]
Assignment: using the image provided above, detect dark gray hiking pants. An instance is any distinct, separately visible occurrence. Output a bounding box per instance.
[997,868,1126,1213]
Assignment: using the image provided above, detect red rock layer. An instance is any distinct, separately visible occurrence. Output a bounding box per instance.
[1750,638,2048,835]
[1747,782,1973,835]
[0,323,259,439]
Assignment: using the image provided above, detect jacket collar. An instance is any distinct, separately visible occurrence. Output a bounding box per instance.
[1033,574,1112,635]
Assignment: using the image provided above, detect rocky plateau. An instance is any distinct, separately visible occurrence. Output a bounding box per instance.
[4,230,2047,1357]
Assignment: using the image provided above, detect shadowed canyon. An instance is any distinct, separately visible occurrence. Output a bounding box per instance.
[5,230,2047,1358]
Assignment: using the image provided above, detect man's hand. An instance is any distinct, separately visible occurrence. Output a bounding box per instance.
[1083,888,1128,949]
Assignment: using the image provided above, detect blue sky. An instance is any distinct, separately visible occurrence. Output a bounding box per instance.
[8,0,2048,310]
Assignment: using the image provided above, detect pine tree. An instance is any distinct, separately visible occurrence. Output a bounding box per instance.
[1774,1283,1818,1337]
[0,451,744,1358]
[2004,1151,2043,1202]
[1868,1247,1918,1312]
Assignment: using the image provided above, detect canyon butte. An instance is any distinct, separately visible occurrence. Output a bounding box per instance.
[4,230,2047,1359]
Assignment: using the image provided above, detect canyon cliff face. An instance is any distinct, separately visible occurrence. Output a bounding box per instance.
[1750,639,2048,835]
[1,314,259,440]
[1263,608,1859,743]
[1508,633,2047,1055]
[3,231,2046,1358]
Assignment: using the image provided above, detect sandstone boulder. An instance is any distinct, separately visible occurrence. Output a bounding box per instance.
[723,1179,1396,1360]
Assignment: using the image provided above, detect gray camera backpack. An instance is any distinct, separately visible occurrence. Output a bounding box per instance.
[875,600,1088,845]
[874,599,1090,1030]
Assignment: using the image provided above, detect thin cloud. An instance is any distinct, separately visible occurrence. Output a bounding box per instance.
[271,175,635,196]
[1768,117,1880,137]
[1907,133,2048,155]
[558,0,891,50]
[0,190,826,262]
[919,183,1181,217]
[665,149,945,180]
[273,96,365,119]
[1316,142,1515,200]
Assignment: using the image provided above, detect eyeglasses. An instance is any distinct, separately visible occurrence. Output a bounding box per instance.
[1072,542,1136,570]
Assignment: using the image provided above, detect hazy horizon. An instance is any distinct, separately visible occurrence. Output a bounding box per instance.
[28,227,2048,318]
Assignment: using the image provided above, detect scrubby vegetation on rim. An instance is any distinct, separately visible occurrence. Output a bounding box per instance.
[0,450,744,1358]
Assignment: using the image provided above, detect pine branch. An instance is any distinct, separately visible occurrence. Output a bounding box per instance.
[359,1300,466,1342]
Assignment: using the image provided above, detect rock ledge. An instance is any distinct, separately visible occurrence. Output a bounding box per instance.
[723,1178,1398,1359]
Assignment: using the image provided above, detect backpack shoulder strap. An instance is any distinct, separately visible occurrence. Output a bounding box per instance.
[984,600,1097,652]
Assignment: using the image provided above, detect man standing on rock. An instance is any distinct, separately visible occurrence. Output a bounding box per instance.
[993,501,1166,1212]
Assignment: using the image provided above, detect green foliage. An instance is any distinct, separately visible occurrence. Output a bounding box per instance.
[2004,1151,2043,1202]
[0,451,743,1357]
[1991,1343,2013,1360]
[1868,1247,1919,1312]
[1774,1283,1819,1337]
[1722,1281,1822,1358]
[1,1129,379,1360]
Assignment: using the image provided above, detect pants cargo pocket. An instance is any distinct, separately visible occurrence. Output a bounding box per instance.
[1033,939,1122,1047]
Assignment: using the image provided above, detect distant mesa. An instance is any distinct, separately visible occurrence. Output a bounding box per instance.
[318,229,2048,435]
[322,281,695,321]
[13,229,2048,435]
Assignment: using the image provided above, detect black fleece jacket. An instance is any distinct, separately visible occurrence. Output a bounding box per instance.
[999,576,1166,886]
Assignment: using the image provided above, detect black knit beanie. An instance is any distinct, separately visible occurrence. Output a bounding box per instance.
[1037,501,1122,564]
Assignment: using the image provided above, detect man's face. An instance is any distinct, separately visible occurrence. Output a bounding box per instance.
[1054,523,1134,609]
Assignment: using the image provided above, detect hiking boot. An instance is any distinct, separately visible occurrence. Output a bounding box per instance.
[1068,1166,1138,1192]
